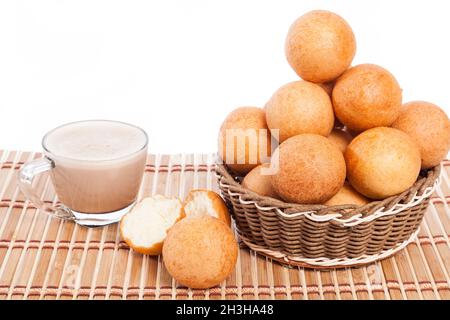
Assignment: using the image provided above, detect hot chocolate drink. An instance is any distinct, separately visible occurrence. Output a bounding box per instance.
[43,120,148,213]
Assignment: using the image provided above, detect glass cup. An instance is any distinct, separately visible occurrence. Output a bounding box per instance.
[18,120,148,227]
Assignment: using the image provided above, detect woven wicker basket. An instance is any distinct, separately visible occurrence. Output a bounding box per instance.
[216,162,441,268]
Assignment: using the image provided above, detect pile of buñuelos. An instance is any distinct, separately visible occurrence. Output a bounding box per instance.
[218,10,450,206]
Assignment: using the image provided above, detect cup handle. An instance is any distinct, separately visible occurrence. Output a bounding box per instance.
[17,157,75,221]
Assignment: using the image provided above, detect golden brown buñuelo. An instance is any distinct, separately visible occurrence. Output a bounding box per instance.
[345,127,421,200]
[265,81,334,143]
[242,163,279,199]
[270,134,346,204]
[218,107,272,175]
[162,216,238,289]
[324,182,369,206]
[285,10,356,83]
[392,101,450,169]
[328,128,353,153]
[332,64,403,132]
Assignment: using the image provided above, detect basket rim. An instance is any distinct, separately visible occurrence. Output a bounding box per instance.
[215,162,441,227]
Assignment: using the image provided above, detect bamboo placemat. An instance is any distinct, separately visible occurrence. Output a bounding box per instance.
[0,150,449,300]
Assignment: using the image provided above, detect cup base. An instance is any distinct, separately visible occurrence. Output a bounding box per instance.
[72,202,136,227]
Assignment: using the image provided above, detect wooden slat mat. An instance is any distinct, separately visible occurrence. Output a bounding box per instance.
[0,150,449,300]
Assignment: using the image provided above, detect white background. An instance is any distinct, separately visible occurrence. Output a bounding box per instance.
[0,0,449,154]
